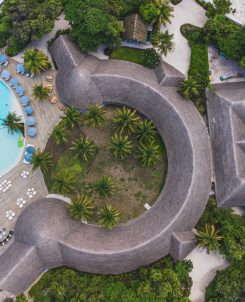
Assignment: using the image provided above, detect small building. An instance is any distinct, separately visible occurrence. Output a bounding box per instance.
[123,14,149,43]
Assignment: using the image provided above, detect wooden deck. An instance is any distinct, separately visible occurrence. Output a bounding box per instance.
[0,58,64,253]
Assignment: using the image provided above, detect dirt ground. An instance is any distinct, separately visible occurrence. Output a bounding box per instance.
[45,106,168,223]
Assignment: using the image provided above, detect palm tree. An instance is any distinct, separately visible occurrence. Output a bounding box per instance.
[1,112,23,134]
[67,195,94,221]
[113,106,139,134]
[52,124,69,145]
[23,48,50,75]
[31,150,53,174]
[51,169,77,195]
[62,106,81,129]
[71,137,96,161]
[84,104,106,127]
[93,176,115,198]
[136,140,160,167]
[152,30,175,56]
[32,83,49,101]
[136,120,156,143]
[178,77,200,100]
[109,134,133,160]
[196,224,223,254]
[98,205,120,230]
[152,0,174,28]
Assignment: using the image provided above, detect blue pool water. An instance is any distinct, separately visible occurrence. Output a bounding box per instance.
[0,80,24,177]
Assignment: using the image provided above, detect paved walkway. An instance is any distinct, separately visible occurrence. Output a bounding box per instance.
[0,58,63,254]
[186,247,228,302]
[163,0,207,75]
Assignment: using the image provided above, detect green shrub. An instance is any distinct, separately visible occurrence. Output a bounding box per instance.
[197,199,245,263]
[29,257,193,301]
[205,261,245,302]
[16,294,27,302]
[141,48,160,69]
[5,37,25,57]
[139,2,159,23]
[204,15,245,62]
[180,24,209,104]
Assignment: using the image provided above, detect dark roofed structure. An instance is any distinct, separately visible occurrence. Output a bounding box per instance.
[123,14,148,42]
[207,81,245,207]
[0,36,212,296]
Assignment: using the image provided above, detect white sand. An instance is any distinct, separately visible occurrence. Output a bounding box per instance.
[186,247,228,302]
[162,0,207,75]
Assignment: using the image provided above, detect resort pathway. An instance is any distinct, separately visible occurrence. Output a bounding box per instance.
[163,0,207,75]
[0,58,63,254]
[186,247,228,302]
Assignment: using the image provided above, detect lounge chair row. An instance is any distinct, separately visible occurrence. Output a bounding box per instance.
[0,230,14,246]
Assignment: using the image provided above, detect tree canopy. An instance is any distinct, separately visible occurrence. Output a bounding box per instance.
[63,0,147,52]
[29,257,193,301]
[0,0,62,55]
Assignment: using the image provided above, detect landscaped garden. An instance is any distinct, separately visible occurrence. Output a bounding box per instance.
[38,105,167,227]
[24,257,193,302]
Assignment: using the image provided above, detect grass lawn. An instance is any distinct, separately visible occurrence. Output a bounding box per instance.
[110,47,144,65]
[45,106,167,223]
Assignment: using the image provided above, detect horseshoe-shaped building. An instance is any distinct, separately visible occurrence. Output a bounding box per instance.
[0,36,213,296]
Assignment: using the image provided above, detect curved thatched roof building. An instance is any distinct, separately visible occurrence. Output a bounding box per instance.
[0,36,212,296]
[207,81,245,207]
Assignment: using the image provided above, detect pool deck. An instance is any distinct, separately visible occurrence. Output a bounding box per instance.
[0,58,63,254]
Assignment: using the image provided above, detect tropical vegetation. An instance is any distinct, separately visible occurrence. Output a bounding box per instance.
[0,0,62,55]
[62,106,81,129]
[141,48,160,69]
[136,140,161,167]
[113,106,139,134]
[98,205,120,229]
[197,199,245,301]
[93,176,115,198]
[23,48,50,75]
[136,120,157,143]
[196,224,223,254]
[109,134,133,160]
[51,169,77,195]
[51,123,69,145]
[31,150,53,174]
[178,76,200,100]
[71,137,97,161]
[152,30,175,56]
[67,195,94,221]
[32,84,50,101]
[180,24,209,110]
[1,112,23,134]
[109,47,160,70]
[44,105,167,225]
[28,257,193,301]
[140,0,174,28]
[84,104,106,127]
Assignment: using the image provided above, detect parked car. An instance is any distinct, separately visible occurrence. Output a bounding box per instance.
[220,72,234,81]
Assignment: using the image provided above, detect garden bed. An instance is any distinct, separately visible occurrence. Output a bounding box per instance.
[45,106,167,223]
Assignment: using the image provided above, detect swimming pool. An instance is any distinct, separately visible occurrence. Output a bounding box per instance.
[0,80,24,177]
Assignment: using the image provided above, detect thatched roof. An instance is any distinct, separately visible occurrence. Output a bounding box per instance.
[0,36,212,296]
[123,14,148,42]
[207,81,245,207]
